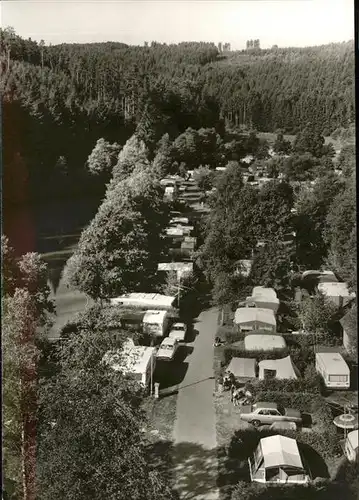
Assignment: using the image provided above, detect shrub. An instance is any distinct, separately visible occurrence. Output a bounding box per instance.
[252,390,324,413]
[230,480,344,500]
[246,374,322,395]
[217,326,244,343]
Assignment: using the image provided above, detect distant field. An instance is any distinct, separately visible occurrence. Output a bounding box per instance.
[257,131,352,154]
[257,132,295,145]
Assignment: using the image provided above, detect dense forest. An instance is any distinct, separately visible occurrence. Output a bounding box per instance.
[1,28,354,204]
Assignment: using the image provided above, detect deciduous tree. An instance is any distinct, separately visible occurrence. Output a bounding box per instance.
[87,138,121,176]
[273,131,292,155]
[36,324,175,500]
[63,171,170,299]
[298,293,338,333]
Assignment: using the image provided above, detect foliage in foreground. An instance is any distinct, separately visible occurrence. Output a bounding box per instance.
[36,309,176,500]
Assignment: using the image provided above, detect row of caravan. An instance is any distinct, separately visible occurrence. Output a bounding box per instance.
[106,293,178,388]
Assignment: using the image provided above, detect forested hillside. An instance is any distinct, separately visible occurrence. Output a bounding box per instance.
[1,28,354,204]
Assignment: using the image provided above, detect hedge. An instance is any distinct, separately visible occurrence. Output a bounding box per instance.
[246,374,322,395]
[283,332,341,349]
[230,480,345,500]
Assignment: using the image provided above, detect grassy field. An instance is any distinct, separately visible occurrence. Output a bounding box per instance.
[257,130,353,153]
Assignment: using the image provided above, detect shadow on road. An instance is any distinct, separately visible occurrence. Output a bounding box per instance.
[155,358,190,391]
[173,442,219,499]
[145,439,220,500]
[186,327,199,343]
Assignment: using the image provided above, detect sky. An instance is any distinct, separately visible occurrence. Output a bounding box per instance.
[0,0,355,49]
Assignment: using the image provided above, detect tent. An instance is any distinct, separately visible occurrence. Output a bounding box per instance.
[261,435,303,469]
[258,356,300,379]
[244,334,286,351]
[226,357,256,380]
[250,435,309,484]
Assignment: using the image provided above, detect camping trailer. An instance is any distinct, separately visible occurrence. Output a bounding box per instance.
[142,310,170,338]
[104,342,157,389]
[315,352,350,389]
[234,308,277,333]
[246,286,280,313]
[110,293,176,310]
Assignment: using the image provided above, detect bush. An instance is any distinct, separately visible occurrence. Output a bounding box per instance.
[283,332,341,348]
[246,374,322,395]
[252,390,326,413]
[230,480,345,500]
[217,326,244,343]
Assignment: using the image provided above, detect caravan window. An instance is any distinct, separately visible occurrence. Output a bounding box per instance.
[329,375,348,383]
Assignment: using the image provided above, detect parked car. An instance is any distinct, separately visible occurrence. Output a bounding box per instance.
[168,322,187,342]
[156,337,179,361]
[240,402,302,427]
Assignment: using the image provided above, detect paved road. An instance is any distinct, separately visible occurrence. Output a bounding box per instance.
[173,308,219,500]
[47,277,91,339]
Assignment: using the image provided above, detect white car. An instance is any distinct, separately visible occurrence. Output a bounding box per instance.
[156,337,179,361]
[168,322,187,342]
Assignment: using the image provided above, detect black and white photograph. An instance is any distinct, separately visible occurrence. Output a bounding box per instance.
[1,1,357,499]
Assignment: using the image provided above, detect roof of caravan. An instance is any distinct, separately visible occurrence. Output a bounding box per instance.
[244,334,286,351]
[143,309,168,324]
[260,435,304,469]
[315,352,350,374]
[252,286,278,300]
[318,282,354,298]
[166,227,184,236]
[104,344,156,374]
[170,217,189,224]
[234,307,276,326]
[110,293,175,307]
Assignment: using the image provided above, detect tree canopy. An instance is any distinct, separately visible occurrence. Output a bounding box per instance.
[36,306,175,500]
[63,169,170,299]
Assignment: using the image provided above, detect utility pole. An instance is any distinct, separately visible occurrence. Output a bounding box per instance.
[150,335,154,396]
[178,275,181,309]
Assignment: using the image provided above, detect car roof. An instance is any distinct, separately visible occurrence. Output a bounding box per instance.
[254,402,278,409]
[161,337,176,345]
